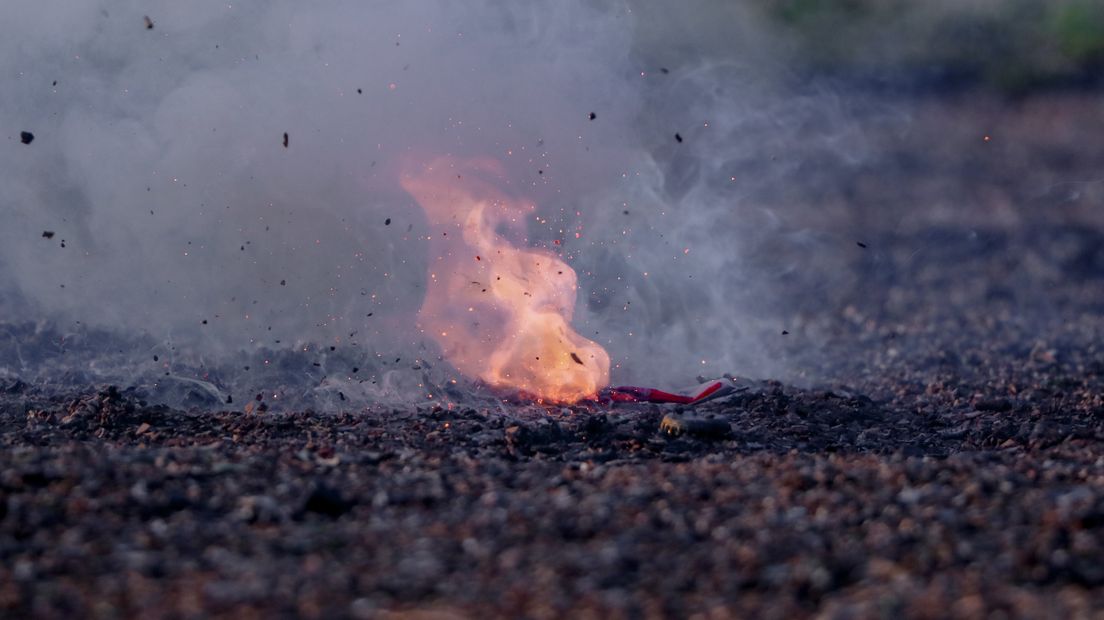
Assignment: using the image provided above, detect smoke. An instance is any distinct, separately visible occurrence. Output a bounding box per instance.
[1,1,895,406]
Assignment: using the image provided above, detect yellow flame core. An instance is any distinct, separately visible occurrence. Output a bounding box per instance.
[401,157,610,403]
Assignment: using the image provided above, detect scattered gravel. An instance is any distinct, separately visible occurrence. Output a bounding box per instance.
[3,92,1104,618]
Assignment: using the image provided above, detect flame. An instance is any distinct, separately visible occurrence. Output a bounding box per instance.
[401,156,610,403]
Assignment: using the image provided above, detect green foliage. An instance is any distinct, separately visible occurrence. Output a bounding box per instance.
[760,0,1104,91]
[1051,1,1104,62]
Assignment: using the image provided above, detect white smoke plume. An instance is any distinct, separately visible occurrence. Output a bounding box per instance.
[1,1,888,406]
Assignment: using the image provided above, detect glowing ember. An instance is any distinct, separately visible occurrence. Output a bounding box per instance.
[401,156,610,403]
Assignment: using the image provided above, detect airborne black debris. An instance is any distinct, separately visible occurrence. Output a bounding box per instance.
[282,132,289,148]
[588,112,596,120]
[280,279,286,286]
[782,330,789,335]
[570,352,584,365]
[674,133,683,143]
[143,15,154,30]
[857,241,868,248]
[384,218,391,226]
[41,231,55,239]
[20,132,34,145]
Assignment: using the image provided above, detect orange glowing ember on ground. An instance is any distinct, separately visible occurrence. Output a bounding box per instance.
[401,156,610,403]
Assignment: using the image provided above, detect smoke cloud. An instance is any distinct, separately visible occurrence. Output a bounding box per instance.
[1,1,890,407]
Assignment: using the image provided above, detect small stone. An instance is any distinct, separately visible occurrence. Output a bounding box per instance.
[975,398,1012,412]
[302,483,352,518]
[659,413,730,439]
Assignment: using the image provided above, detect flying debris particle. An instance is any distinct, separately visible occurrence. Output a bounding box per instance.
[782,330,789,335]
[143,15,154,29]
[20,132,34,145]
[357,88,362,94]
[588,112,597,120]
[660,67,670,74]
[856,241,868,249]
[282,132,289,148]
[339,392,346,401]
[153,355,159,361]
[352,367,359,373]
[367,313,373,317]
[570,352,584,365]
[674,133,683,143]
[52,80,57,86]
[41,231,55,239]
[280,279,286,286]
[202,320,208,325]
[384,218,391,226]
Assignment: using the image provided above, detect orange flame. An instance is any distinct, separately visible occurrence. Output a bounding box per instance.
[401,156,610,403]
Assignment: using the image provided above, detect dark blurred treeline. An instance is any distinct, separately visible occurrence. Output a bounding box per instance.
[632,0,1104,93]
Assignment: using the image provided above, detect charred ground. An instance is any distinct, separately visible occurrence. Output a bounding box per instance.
[3,92,1104,618]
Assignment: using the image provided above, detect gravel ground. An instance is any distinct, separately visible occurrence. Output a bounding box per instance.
[3,92,1104,618]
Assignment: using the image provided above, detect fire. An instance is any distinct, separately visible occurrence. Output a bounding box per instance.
[401,156,610,403]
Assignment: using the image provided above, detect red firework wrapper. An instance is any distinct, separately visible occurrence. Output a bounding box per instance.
[600,377,745,405]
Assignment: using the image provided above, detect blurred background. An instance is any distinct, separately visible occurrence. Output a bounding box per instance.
[666,0,1104,92]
